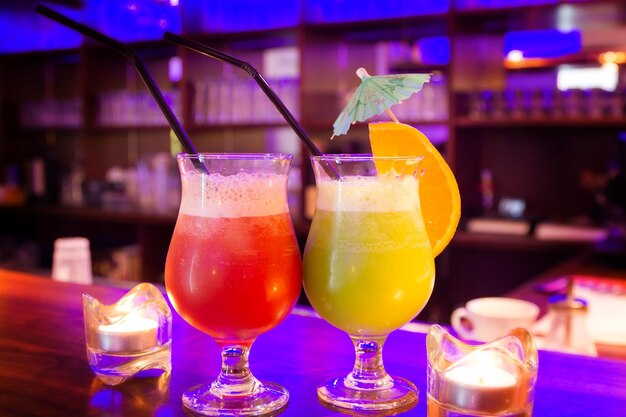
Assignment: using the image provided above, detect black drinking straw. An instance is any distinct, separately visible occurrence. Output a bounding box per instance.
[35,4,200,160]
[163,31,324,158]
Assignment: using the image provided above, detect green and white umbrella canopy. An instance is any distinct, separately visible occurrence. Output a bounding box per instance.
[332,68,431,138]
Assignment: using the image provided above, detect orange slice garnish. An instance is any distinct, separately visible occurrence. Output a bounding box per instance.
[369,121,460,256]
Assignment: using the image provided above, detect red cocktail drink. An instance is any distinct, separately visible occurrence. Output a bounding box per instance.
[164,153,301,416]
[166,212,301,344]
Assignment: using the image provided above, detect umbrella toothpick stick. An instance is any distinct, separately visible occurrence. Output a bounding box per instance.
[385,109,400,124]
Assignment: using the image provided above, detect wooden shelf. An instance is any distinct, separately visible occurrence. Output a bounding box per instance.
[82,38,176,52]
[454,1,579,17]
[303,119,449,131]
[0,204,176,281]
[455,117,626,128]
[86,125,172,132]
[0,47,81,59]
[14,204,592,256]
[502,51,606,70]
[188,122,290,131]
[301,12,448,33]
[15,126,83,133]
[0,204,176,225]
[389,62,449,74]
[452,0,612,33]
[185,27,299,44]
[452,230,589,253]
[2,0,625,285]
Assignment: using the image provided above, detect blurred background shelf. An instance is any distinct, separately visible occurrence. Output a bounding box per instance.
[1,0,625,323]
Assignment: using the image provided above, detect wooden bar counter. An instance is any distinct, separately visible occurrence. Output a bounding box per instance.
[1,269,625,416]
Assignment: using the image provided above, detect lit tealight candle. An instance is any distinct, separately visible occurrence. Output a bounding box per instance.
[442,352,519,414]
[97,317,159,353]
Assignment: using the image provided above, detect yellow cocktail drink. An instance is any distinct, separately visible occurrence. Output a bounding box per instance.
[310,68,458,411]
[303,155,441,412]
[303,174,435,336]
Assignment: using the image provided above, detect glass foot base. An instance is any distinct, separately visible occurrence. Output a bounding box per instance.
[317,375,418,412]
[427,396,532,417]
[182,381,289,416]
[87,342,171,386]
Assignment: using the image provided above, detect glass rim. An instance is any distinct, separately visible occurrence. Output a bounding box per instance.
[176,152,293,161]
[311,153,423,162]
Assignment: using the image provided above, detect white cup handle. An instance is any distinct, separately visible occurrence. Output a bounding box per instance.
[451,307,474,340]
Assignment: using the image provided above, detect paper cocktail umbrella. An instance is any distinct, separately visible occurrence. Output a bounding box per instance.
[333,68,430,138]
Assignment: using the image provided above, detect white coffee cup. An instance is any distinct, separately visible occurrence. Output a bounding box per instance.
[451,297,539,342]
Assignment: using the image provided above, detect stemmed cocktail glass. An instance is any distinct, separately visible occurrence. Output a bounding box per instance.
[165,153,302,416]
[303,155,435,412]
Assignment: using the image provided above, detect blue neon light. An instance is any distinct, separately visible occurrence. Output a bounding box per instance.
[84,0,181,43]
[304,0,449,24]
[503,29,582,59]
[0,1,181,54]
[0,7,82,53]
[418,36,450,66]
[184,0,300,33]
[4,0,579,55]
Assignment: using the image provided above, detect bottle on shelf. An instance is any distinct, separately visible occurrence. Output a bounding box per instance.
[27,150,61,205]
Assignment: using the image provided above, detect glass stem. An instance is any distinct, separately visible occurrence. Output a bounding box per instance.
[345,335,393,390]
[210,343,261,397]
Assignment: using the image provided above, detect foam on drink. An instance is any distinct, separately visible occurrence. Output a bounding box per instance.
[179,172,289,218]
[316,176,419,212]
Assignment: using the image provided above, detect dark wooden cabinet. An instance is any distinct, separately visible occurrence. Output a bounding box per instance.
[1,1,624,290]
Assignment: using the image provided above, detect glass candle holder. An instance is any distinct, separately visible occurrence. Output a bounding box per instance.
[83,283,172,386]
[426,325,538,417]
